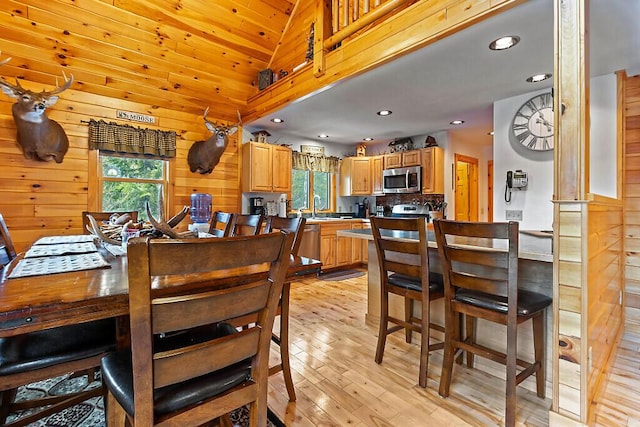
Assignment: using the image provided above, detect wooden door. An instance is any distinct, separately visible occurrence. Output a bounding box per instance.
[272,145,292,192]
[488,160,493,221]
[351,157,371,195]
[250,143,272,192]
[454,154,479,221]
[371,156,384,195]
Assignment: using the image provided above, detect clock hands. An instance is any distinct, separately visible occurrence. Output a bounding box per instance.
[535,110,553,132]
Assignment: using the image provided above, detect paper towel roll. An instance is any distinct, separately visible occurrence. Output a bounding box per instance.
[278,201,287,217]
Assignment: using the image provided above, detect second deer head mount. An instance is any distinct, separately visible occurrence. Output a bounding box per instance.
[187,108,242,175]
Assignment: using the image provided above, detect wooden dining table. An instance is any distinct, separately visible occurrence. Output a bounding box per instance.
[0,240,322,340]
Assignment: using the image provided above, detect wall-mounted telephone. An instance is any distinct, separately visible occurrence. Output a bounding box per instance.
[505,170,528,202]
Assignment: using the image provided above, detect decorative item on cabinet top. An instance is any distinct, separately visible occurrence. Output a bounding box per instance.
[424,135,438,147]
[356,143,367,157]
[388,137,413,153]
[251,130,271,143]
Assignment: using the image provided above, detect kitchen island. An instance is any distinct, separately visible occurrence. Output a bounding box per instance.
[337,226,554,395]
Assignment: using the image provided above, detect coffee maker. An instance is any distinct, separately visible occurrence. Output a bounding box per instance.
[249,197,265,215]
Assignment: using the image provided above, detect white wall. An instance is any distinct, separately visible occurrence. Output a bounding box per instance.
[493,74,618,230]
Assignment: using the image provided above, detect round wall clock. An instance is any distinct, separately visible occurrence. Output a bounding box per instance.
[511,92,554,151]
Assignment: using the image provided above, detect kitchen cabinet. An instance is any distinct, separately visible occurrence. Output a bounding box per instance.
[371,155,384,195]
[242,141,291,193]
[384,150,421,169]
[340,157,371,196]
[319,220,364,271]
[421,146,444,194]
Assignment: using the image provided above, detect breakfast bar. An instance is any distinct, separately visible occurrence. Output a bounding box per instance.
[338,226,554,394]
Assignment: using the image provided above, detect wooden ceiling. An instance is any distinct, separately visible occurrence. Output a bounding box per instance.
[0,0,298,122]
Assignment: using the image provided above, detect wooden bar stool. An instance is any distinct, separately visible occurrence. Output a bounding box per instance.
[371,216,444,388]
[433,219,552,427]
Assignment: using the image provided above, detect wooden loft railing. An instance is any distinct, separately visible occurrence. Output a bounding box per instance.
[314,0,413,76]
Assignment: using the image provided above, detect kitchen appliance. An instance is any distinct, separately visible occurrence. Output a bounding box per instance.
[249,197,265,215]
[278,193,288,218]
[390,204,433,222]
[382,165,421,194]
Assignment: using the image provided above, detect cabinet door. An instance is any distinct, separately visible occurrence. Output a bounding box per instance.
[351,157,371,195]
[336,234,352,266]
[384,153,402,169]
[249,143,273,192]
[422,147,444,194]
[351,223,363,263]
[362,222,371,263]
[371,156,384,195]
[271,145,292,192]
[402,150,421,167]
[320,235,336,270]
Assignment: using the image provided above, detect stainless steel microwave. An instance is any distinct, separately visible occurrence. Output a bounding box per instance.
[382,165,422,194]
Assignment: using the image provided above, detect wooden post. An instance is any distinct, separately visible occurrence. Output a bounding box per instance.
[314,0,332,77]
[554,0,590,201]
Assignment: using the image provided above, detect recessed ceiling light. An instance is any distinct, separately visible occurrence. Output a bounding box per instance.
[526,73,552,83]
[318,134,329,138]
[271,118,284,123]
[377,110,392,116]
[450,120,464,125]
[489,35,520,51]
[363,137,374,141]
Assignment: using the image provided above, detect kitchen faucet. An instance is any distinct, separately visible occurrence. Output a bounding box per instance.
[312,194,321,218]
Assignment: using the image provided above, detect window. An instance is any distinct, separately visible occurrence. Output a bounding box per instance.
[291,170,333,212]
[98,153,169,220]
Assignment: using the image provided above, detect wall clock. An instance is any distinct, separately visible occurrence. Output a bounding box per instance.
[511,92,554,151]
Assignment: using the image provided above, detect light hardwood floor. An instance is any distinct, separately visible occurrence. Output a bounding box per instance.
[267,271,640,426]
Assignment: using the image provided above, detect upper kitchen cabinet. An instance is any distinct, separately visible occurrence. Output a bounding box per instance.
[340,157,371,196]
[242,141,292,193]
[371,155,384,195]
[421,147,444,194]
[384,150,421,169]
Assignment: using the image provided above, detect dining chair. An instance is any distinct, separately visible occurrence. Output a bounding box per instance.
[229,213,264,236]
[0,213,17,267]
[370,216,444,388]
[262,215,306,401]
[81,210,139,234]
[208,211,235,237]
[100,231,293,426]
[433,219,552,427]
[0,214,116,427]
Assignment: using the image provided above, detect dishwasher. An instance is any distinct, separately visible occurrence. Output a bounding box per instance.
[297,223,320,260]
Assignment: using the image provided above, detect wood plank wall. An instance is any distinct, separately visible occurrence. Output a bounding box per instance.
[624,74,640,335]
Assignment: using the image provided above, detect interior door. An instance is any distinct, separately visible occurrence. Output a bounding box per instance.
[454,154,479,221]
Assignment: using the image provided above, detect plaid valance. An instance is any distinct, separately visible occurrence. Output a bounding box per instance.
[292,151,340,173]
[88,119,177,158]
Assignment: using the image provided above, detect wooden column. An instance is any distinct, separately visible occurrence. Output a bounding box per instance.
[552,0,591,425]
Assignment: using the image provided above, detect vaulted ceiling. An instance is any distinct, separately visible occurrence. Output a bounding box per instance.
[0,0,298,122]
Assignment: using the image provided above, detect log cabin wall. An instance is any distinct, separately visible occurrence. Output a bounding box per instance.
[624,74,640,336]
[0,0,297,252]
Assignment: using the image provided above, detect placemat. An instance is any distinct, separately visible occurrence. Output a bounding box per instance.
[25,242,98,258]
[34,235,96,245]
[8,252,110,279]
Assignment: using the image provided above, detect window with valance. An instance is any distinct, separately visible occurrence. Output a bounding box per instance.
[292,151,340,173]
[88,119,177,158]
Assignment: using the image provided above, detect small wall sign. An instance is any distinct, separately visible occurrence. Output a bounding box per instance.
[301,145,325,155]
[116,110,156,124]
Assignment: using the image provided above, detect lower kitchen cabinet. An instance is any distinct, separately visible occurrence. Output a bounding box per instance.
[319,221,366,271]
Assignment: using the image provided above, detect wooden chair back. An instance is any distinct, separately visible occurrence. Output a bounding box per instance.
[230,214,264,236]
[208,211,235,237]
[124,231,293,426]
[263,216,306,256]
[82,211,139,234]
[0,213,17,265]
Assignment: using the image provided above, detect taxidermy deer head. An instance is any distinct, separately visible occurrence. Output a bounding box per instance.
[0,52,73,163]
[187,107,241,174]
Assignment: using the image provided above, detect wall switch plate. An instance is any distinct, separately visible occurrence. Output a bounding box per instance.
[505,210,523,221]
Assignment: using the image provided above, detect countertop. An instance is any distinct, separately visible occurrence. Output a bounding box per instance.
[337,228,553,263]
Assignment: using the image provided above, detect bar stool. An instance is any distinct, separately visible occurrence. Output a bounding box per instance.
[433,219,551,427]
[371,216,444,388]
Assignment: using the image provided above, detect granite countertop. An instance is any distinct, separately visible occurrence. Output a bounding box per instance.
[337,228,553,263]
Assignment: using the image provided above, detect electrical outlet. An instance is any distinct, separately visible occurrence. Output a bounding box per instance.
[505,210,523,221]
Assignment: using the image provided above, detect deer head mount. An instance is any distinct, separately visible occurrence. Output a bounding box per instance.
[0,52,73,163]
[187,107,241,175]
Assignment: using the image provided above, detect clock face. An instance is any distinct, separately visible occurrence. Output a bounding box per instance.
[511,92,554,151]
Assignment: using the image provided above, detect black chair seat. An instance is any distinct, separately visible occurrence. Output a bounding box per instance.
[101,322,252,417]
[387,272,444,293]
[455,289,552,316]
[0,319,116,376]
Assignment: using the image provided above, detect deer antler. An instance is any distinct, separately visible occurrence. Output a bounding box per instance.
[167,205,190,228]
[0,51,11,66]
[45,71,74,96]
[86,214,122,246]
[146,201,196,239]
